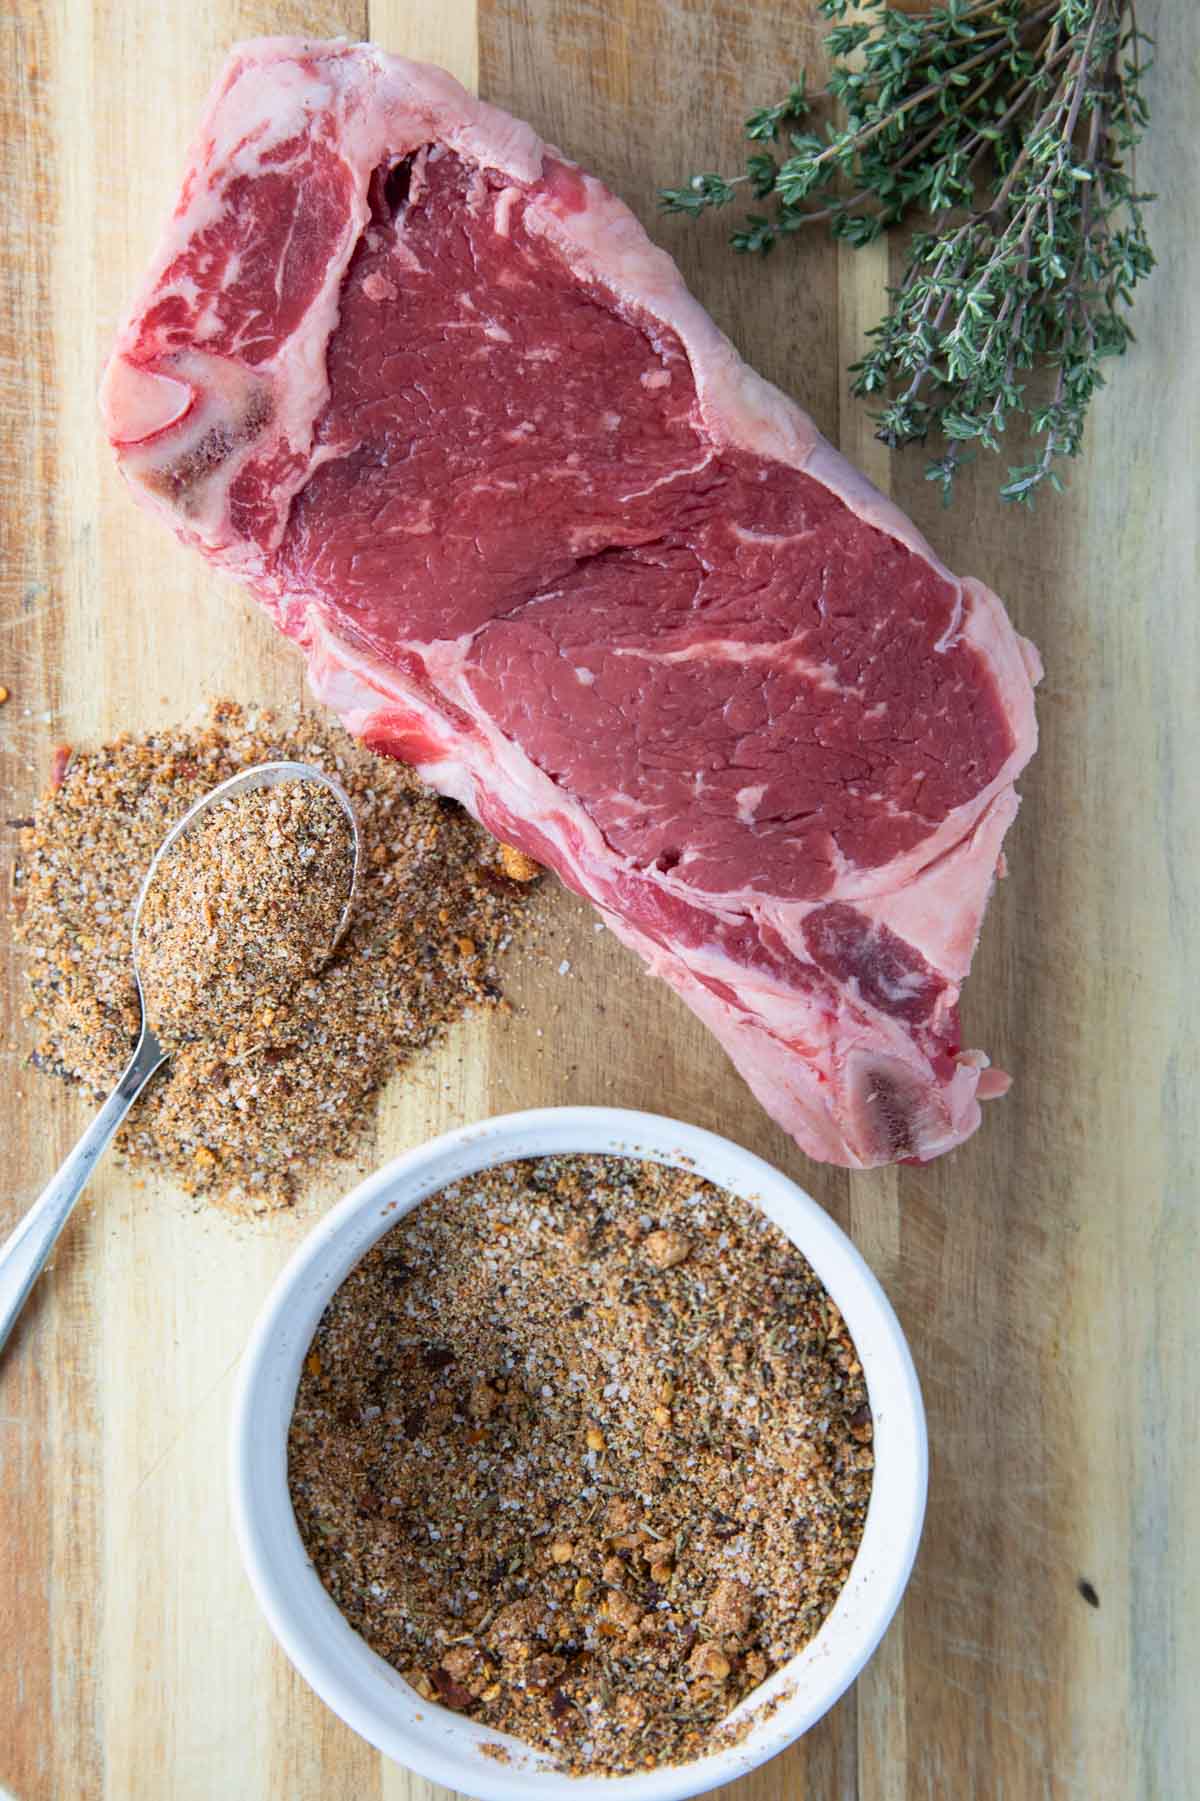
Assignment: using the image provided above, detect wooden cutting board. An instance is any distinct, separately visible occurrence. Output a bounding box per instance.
[1,3,1195,1797]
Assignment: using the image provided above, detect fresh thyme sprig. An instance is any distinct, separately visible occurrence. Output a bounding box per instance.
[661,0,1154,504]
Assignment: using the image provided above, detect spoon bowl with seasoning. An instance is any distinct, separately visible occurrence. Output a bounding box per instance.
[0,760,359,1360]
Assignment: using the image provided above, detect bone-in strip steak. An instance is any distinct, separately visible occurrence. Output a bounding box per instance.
[101,38,1040,1166]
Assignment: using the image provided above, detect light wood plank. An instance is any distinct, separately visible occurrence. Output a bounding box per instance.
[0,6,90,1796]
[838,223,909,1801]
[371,0,478,88]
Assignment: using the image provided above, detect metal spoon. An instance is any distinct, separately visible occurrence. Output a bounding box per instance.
[0,759,359,1358]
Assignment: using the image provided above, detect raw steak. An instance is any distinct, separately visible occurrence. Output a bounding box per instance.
[101,38,1040,1168]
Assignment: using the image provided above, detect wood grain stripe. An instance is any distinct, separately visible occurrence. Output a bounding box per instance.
[0,11,75,1798]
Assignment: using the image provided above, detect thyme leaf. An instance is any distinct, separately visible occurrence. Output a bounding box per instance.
[661,0,1154,505]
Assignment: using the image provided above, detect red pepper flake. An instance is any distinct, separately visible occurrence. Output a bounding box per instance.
[49,743,73,788]
[430,1667,476,1711]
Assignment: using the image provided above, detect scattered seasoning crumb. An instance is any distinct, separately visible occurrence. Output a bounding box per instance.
[0,684,10,705]
[498,842,540,883]
[12,703,541,1214]
[138,781,354,1051]
[288,1153,873,1776]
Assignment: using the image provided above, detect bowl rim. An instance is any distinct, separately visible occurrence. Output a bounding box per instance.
[229,1106,927,1800]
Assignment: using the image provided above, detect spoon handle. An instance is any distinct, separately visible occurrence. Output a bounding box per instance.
[0,1031,167,1359]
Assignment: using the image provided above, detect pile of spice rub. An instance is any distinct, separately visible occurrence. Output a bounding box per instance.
[289,1153,874,1775]
[11,702,540,1212]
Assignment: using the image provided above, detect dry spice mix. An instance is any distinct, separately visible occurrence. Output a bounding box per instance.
[288,1153,874,1775]
[12,703,538,1212]
[137,779,355,1051]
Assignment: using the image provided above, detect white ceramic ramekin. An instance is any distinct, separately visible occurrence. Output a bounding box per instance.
[230,1108,926,1801]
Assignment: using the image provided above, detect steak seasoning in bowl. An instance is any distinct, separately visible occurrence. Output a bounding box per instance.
[232,1110,926,1799]
[288,1153,873,1776]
